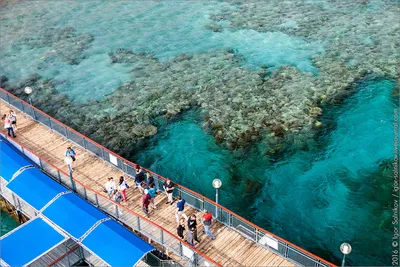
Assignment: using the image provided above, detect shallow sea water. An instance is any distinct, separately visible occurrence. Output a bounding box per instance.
[0,1,398,266]
[0,210,19,236]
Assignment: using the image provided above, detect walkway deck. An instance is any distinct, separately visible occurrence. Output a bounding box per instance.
[0,100,295,267]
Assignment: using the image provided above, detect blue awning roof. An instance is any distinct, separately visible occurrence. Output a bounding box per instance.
[1,137,154,266]
[82,219,154,266]
[6,168,67,210]
[0,140,32,181]
[0,217,66,266]
[42,192,107,239]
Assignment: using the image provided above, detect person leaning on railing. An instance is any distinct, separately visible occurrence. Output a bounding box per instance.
[134,166,145,194]
[163,178,175,205]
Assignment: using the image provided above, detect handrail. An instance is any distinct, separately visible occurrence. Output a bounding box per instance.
[48,244,80,266]
[0,87,336,267]
[0,129,222,267]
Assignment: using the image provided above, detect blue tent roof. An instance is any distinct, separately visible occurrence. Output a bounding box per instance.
[0,140,32,181]
[1,138,154,267]
[6,168,67,210]
[82,219,154,266]
[0,217,65,266]
[42,193,107,239]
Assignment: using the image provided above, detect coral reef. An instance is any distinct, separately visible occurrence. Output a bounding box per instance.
[14,27,94,65]
[209,0,399,79]
[1,0,398,153]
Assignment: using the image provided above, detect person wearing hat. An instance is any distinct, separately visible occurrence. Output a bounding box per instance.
[201,210,215,240]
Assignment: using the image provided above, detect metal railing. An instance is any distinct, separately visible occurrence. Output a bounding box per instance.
[0,88,336,267]
[0,135,219,267]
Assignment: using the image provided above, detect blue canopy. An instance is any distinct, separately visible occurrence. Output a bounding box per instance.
[42,193,107,239]
[0,140,32,181]
[6,168,67,210]
[82,219,154,266]
[0,217,65,266]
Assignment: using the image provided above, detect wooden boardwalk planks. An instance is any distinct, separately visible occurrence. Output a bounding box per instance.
[0,100,295,267]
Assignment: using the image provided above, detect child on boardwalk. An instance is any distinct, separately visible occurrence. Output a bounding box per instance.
[113,190,122,203]
[177,217,186,240]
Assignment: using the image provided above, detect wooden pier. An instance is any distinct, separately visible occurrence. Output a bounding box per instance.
[0,100,297,266]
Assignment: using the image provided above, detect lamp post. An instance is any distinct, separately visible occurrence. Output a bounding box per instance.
[340,243,352,267]
[24,87,35,120]
[64,156,75,192]
[212,178,222,219]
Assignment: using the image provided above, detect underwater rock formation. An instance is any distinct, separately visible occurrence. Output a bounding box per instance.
[3,45,380,152]
[1,0,398,153]
[209,0,400,80]
[14,26,94,65]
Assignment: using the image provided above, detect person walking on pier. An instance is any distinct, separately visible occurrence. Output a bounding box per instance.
[8,110,17,131]
[2,114,16,138]
[201,210,215,240]
[65,147,76,162]
[175,195,188,224]
[188,214,200,243]
[113,189,122,203]
[118,176,128,203]
[142,189,151,217]
[147,183,157,209]
[163,178,175,204]
[134,166,145,194]
[105,177,116,199]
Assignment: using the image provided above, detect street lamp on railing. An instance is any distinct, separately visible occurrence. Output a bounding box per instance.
[64,156,75,191]
[24,87,36,120]
[24,87,33,105]
[340,243,352,267]
[212,178,222,219]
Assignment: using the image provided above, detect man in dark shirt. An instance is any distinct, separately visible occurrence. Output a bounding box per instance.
[163,179,175,204]
[135,167,145,194]
[187,214,200,243]
[146,172,155,187]
[175,195,188,224]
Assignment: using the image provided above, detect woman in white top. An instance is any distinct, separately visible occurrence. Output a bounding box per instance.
[105,177,116,199]
[118,176,128,202]
[8,110,17,131]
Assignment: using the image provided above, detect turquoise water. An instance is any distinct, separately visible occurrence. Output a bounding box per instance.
[0,210,19,236]
[135,78,397,265]
[0,1,398,266]
[0,1,322,102]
